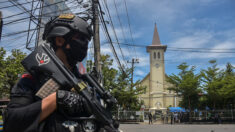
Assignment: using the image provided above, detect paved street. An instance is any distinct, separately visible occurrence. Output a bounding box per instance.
[119,124,235,132]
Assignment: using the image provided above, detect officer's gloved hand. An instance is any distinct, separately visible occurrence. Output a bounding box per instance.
[56,90,91,116]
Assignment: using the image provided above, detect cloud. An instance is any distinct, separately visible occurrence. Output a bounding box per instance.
[101,44,113,55]
[166,28,235,61]
[136,55,149,67]
[212,41,235,50]
[135,69,146,77]
[100,0,234,79]
[169,31,213,48]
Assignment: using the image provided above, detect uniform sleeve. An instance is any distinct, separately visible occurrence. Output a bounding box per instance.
[3,77,42,132]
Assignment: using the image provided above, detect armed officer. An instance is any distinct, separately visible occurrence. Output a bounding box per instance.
[3,14,94,132]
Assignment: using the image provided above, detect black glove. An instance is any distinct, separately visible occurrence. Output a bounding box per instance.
[56,90,89,116]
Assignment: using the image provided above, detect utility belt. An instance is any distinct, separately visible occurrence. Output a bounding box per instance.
[55,113,98,132]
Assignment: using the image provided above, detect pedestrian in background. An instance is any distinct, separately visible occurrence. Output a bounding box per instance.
[148,112,153,124]
[171,113,174,124]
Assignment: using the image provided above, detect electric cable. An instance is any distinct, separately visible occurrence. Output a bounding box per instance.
[123,0,138,59]
[2,10,87,39]
[0,0,10,4]
[2,9,86,39]
[167,49,235,53]
[8,0,39,25]
[111,0,131,54]
[99,0,128,68]
[2,27,40,38]
[98,3,125,74]
[3,2,80,26]
[111,42,235,53]
[0,0,34,10]
[1,33,27,43]
[7,0,76,25]
[2,0,70,19]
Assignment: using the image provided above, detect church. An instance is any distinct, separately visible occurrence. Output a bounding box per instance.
[139,24,179,111]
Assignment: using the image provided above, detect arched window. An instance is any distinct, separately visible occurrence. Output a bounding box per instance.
[158,52,160,59]
[154,52,156,59]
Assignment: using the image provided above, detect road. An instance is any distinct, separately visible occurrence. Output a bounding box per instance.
[119,124,235,132]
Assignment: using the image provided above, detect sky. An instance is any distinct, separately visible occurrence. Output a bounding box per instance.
[98,0,235,82]
[1,0,235,82]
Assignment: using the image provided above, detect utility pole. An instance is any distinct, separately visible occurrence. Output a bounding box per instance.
[35,0,44,47]
[0,11,3,40]
[92,0,102,82]
[127,58,139,91]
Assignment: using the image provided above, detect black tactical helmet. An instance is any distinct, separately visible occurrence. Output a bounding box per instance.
[42,14,92,66]
[43,14,92,42]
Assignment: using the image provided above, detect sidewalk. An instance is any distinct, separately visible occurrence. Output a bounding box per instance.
[140,120,163,125]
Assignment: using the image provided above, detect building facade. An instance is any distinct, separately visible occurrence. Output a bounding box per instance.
[139,24,179,111]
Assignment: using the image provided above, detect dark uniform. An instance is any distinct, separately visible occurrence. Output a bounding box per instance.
[4,67,87,132]
[3,14,98,132]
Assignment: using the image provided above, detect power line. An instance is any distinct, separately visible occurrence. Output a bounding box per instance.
[2,27,40,38]
[1,36,35,50]
[2,0,91,50]
[111,0,131,54]
[99,43,201,63]
[123,0,137,59]
[3,2,80,26]
[2,8,86,38]
[112,41,235,50]
[111,42,235,53]
[168,47,235,51]
[98,2,125,74]
[0,0,34,10]
[1,33,27,43]
[100,0,128,68]
[2,0,69,20]
[6,0,76,26]
[2,5,81,37]
[0,1,10,4]
[4,16,30,26]
[8,0,39,25]
[167,49,235,54]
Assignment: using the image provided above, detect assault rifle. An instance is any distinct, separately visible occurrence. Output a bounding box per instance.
[21,44,119,132]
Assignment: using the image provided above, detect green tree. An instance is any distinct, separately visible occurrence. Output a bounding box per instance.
[100,55,118,91]
[0,47,6,98]
[201,60,224,109]
[90,54,146,111]
[219,62,235,108]
[0,49,26,98]
[167,62,201,120]
[114,66,145,110]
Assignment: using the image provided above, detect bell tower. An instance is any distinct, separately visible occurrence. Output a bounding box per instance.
[146,23,167,109]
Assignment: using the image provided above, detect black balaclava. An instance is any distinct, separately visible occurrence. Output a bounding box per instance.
[61,33,89,67]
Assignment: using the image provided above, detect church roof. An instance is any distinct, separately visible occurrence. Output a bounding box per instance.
[147,23,167,52]
[152,23,161,45]
[140,72,169,83]
[140,73,150,84]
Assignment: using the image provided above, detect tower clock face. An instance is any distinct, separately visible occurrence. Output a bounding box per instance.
[155,63,159,68]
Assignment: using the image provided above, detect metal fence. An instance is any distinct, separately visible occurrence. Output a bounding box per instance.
[113,109,235,124]
[188,109,235,123]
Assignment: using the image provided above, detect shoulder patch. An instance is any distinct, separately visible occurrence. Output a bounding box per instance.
[22,74,33,80]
